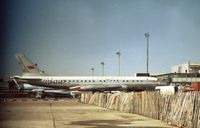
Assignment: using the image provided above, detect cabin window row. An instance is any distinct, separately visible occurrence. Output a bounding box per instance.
[67,80,144,82]
[43,79,147,84]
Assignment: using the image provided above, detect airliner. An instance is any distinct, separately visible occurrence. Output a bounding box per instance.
[10,54,160,95]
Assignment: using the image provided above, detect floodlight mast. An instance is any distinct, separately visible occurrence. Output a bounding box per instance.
[145,32,150,73]
[101,62,105,76]
[116,51,121,76]
[91,68,94,76]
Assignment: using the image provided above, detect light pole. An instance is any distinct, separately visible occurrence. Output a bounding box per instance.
[91,68,94,76]
[101,62,105,76]
[145,32,150,73]
[116,51,121,76]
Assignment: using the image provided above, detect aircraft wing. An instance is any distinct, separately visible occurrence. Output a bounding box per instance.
[70,84,122,91]
[35,89,80,98]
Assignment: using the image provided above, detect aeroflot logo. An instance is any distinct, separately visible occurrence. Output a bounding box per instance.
[27,65,35,69]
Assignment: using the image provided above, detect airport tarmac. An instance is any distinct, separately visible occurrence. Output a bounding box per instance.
[0,99,177,128]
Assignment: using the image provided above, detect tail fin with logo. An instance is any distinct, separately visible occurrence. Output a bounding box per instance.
[15,54,47,76]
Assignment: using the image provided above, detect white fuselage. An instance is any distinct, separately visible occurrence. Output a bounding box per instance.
[17,75,158,91]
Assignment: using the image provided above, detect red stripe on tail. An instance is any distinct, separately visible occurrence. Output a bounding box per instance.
[27,65,35,69]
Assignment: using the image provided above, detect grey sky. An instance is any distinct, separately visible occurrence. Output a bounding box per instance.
[1,0,200,78]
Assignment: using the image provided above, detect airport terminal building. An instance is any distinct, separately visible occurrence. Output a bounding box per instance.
[171,62,200,73]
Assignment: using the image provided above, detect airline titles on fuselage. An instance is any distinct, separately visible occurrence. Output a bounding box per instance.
[41,77,157,85]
